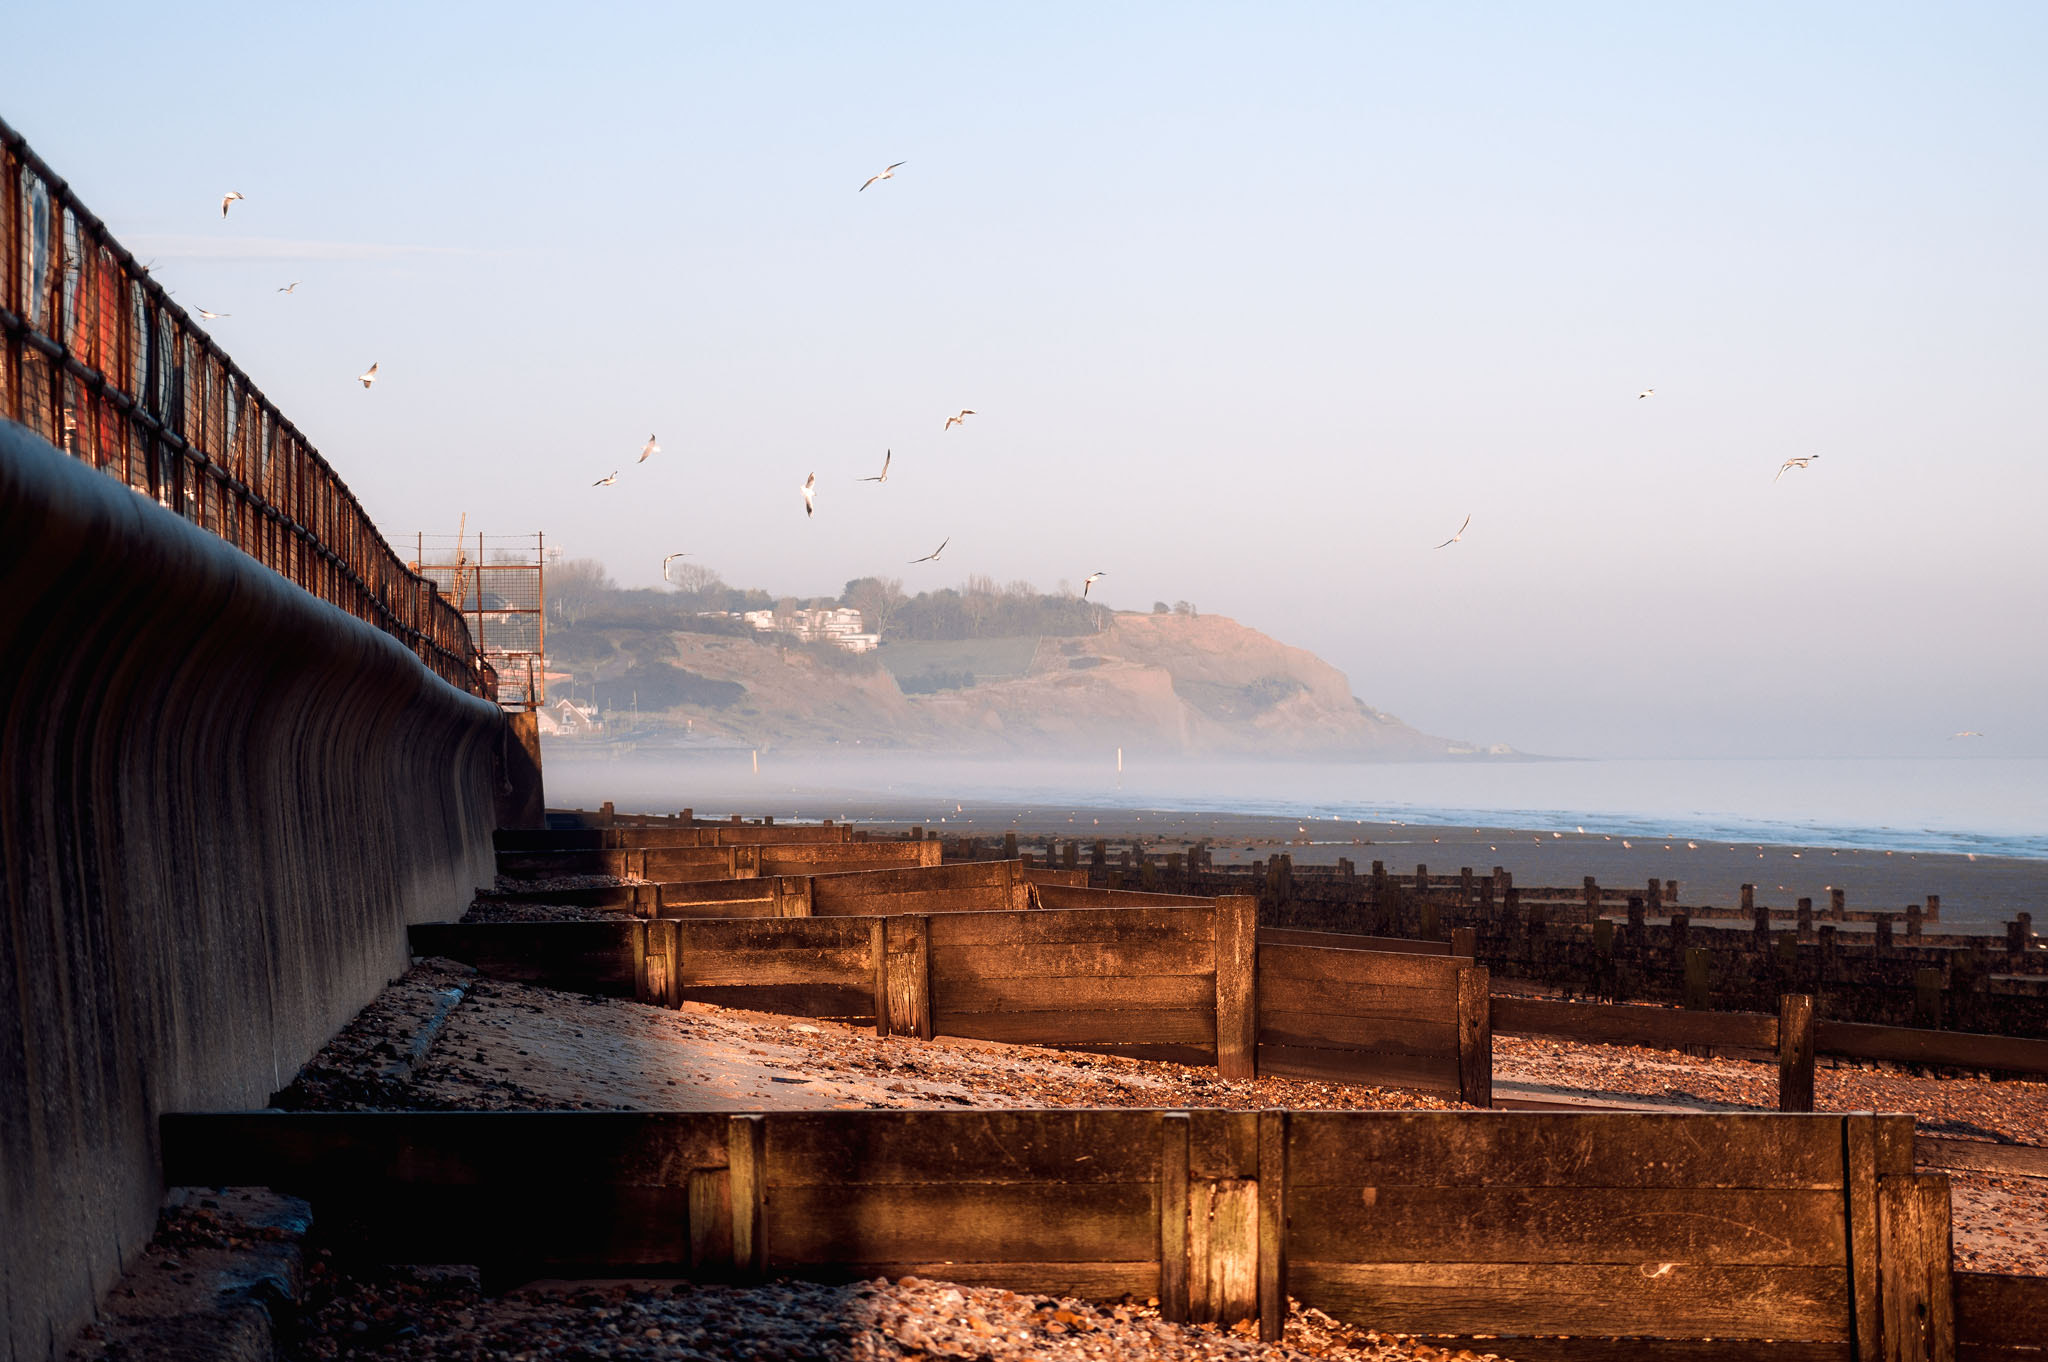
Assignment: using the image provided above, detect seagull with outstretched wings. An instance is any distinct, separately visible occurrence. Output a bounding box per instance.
[1433,514,1471,550]
[858,449,892,483]
[1083,572,1106,598]
[910,537,949,564]
[860,161,907,191]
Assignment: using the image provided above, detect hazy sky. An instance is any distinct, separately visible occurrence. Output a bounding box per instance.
[10,3,2045,759]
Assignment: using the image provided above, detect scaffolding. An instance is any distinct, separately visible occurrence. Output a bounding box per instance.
[411,532,546,710]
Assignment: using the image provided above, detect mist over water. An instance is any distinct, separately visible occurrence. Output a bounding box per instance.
[544,750,2047,861]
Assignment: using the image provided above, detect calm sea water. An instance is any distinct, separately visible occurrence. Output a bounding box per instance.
[547,751,2048,861]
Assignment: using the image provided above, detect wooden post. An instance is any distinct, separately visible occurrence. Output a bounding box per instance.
[1414,863,1430,896]
[772,875,813,917]
[1459,866,1475,905]
[1925,894,1940,924]
[1215,896,1258,1080]
[638,920,679,1008]
[870,920,889,1035]
[1798,897,1815,942]
[1457,966,1492,1109]
[727,1114,765,1275]
[1878,1174,1955,1362]
[882,915,933,1039]
[1670,911,1689,957]
[1648,877,1663,912]
[1741,883,1756,915]
[1829,885,1846,921]
[1906,901,1923,939]
[1002,830,1018,859]
[1683,946,1709,1011]
[1583,876,1599,922]
[1874,913,1893,953]
[1778,993,1815,1113]
[1159,1113,1190,1322]
[1257,1110,1287,1344]
[1914,968,1943,1030]
[1449,926,1476,960]
[1845,1116,1882,1359]
[1626,895,1646,950]
[1420,898,1441,941]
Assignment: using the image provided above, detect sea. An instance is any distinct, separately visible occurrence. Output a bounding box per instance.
[546,751,2048,862]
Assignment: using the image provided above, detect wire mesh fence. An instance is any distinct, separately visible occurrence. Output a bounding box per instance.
[0,115,494,699]
[409,533,544,708]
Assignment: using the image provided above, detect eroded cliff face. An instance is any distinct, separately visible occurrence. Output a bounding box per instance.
[630,611,1473,757]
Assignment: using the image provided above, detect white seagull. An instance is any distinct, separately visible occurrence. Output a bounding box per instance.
[1775,455,1819,482]
[357,362,379,388]
[639,434,660,464]
[1433,514,1472,550]
[1637,388,1655,399]
[194,308,229,320]
[1082,571,1106,598]
[593,471,619,487]
[277,281,300,294]
[943,409,976,431]
[859,161,907,192]
[662,552,691,581]
[909,537,950,564]
[802,472,817,518]
[1949,730,1985,740]
[858,449,892,483]
[220,191,244,218]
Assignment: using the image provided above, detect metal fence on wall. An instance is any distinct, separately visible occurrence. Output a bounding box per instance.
[0,115,494,699]
[411,533,545,709]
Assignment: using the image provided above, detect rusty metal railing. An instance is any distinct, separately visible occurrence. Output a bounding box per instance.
[0,115,494,698]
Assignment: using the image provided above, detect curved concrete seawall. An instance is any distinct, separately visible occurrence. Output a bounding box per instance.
[0,421,502,1360]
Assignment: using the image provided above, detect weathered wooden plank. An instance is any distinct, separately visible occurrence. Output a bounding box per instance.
[1289,1187,1849,1264]
[1783,993,1818,1113]
[815,887,1017,916]
[1160,1114,1190,1322]
[1257,927,1453,956]
[672,917,877,953]
[729,1115,764,1274]
[1258,1110,1286,1343]
[940,1007,1218,1047]
[677,982,876,1021]
[1286,1113,1849,1189]
[1256,1010,1458,1054]
[930,936,1216,981]
[1816,1022,2048,1078]
[1034,885,1215,910]
[1022,868,1089,888]
[1458,966,1491,1108]
[1879,1174,1954,1362]
[1189,1109,1260,1181]
[407,922,638,995]
[1916,1137,2048,1180]
[1387,1341,1850,1362]
[796,1262,1160,1297]
[927,905,1216,948]
[658,879,784,908]
[1492,996,1779,1051]
[1255,974,1459,1022]
[1216,896,1258,1082]
[1255,1043,1461,1093]
[935,972,1216,1014]
[763,1111,1168,1186]
[812,861,1016,897]
[687,1168,731,1270]
[1187,1180,1258,1327]
[1848,1115,1883,1361]
[764,1183,1160,1263]
[1954,1271,2048,1350]
[884,914,933,1038]
[1286,1262,1851,1340]
[655,896,777,920]
[1257,942,1467,991]
[678,943,874,987]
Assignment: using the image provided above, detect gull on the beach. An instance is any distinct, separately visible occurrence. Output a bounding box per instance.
[858,450,892,483]
[1637,388,1655,399]
[662,552,690,581]
[1083,571,1106,599]
[859,161,907,192]
[358,363,379,388]
[802,472,817,518]
[593,471,619,487]
[943,409,976,431]
[909,536,950,564]
[1775,455,1819,482]
[277,281,299,294]
[1433,514,1472,550]
[638,434,660,464]
[220,191,244,218]
[194,308,228,319]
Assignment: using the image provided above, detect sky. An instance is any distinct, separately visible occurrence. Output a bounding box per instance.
[7,2,2045,760]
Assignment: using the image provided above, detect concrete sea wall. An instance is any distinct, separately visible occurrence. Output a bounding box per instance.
[0,421,502,1360]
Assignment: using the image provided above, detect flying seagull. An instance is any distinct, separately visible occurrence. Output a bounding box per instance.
[943,409,976,431]
[802,472,817,518]
[909,537,950,564]
[1433,513,1472,550]
[220,191,244,218]
[858,449,892,483]
[357,362,378,388]
[194,308,229,320]
[1637,388,1655,399]
[1775,455,1819,482]
[277,281,299,294]
[593,471,619,487]
[1083,571,1106,598]
[662,552,691,581]
[1950,730,1985,740]
[859,161,907,192]
[638,434,660,464]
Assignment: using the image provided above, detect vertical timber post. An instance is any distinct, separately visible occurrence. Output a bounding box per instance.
[727,1114,765,1276]
[1778,993,1815,1113]
[1158,1113,1190,1323]
[1257,1110,1287,1344]
[1878,1173,1955,1362]
[1458,966,1492,1109]
[1215,895,1258,1080]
